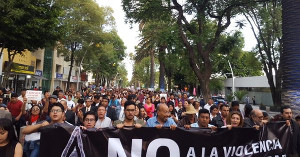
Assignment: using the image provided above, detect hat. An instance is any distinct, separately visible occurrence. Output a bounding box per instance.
[184,105,197,115]
[49,95,58,99]
[188,96,194,100]
[0,104,7,108]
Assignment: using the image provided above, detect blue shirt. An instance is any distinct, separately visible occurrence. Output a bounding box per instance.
[146,116,177,127]
[191,122,214,128]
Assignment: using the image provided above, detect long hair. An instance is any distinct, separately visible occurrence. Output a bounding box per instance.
[0,118,18,157]
[28,105,43,125]
[226,111,244,127]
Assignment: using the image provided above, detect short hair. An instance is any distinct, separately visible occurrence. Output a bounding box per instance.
[127,94,136,101]
[94,95,100,100]
[231,101,239,107]
[102,96,109,101]
[124,101,135,109]
[21,88,27,92]
[49,103,64,112]
[77,99,84,104]
[44,90,50,95]
[167,101,174,106]
[161,97,166,100]
[83,111,97,121]
[220,104,229,110]
[280,105,291,114]
[198,109,210,116]
[210,105,218,112]
[11,93,18,98]
[263,112,269,118]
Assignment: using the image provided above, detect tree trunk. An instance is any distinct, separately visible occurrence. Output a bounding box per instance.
[167,75,171,92]
[67,49,75,91]
[158,46,167,91]
[282,0,300,113]
[150,50,155,89]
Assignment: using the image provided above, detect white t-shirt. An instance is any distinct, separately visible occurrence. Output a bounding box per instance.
[204,104,213,112]
[119,106,125,121]
[95,117,112,128]
[25,121,41,141]
[67,100,75,109]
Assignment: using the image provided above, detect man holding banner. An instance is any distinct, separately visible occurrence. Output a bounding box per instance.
[113,101,145,128]
[146,103,177,130]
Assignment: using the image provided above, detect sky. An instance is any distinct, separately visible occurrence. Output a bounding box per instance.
[96,1,257,81]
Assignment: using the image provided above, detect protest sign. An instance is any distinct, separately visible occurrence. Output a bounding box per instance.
[26,90,42,101]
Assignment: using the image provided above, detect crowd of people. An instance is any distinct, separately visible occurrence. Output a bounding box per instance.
[0,86,300,157]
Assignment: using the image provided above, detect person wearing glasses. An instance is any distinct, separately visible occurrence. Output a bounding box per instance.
[22,103,67,135]
[113,101,145,129]
[81,111,97,129]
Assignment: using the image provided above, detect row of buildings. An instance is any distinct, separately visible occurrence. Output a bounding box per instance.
[0,48,92,94]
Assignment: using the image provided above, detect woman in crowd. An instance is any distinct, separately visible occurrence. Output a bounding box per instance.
[153,94,160,108]
[193,101,201,117]
[178,100,190,119]
[144,97,155,118]
[168,102,178,123]
[209,105,219,121]
[0,118,23,157]
[22,104,46,157]
[225,111,244,129]
[138,106,149,122]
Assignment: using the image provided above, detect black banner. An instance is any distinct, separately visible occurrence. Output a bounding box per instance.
[40,122,290,157]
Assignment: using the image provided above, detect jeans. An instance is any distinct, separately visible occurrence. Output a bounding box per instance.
[24,140,40,157]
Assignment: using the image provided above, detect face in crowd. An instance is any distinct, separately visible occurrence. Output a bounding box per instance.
[157,104,170,123]
[282,108,292,120]
[83,114,96,129]
[10,96,18,103]
[208,99,214,105]
[220,105,230,118]
[58,92,64,99]
[85,99,93,107]
[50,106,65,123]
[139,108,146,118]
[183,101,189,108]
[50,98,57,104]
[134,106,139,117]
[97,106,106,119]
[101,98,109,107]
[31,105,41,116]
[125,104,136,121]
[229,112,243,127]
[178,101,183,108]
[251,110,263,126]
[198,112,210,127]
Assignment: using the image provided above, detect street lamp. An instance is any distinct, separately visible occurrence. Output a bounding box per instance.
[228,60,235,100]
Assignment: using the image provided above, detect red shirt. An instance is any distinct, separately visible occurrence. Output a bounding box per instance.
[7,100,23,117]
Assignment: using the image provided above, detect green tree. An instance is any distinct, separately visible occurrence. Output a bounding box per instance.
[242,0,282,107]
[0,0,62,87]
[123,0,260,101]
[57,0,109,90]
